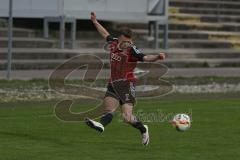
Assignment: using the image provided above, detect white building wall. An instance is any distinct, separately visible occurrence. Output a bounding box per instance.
[0,0,165,22]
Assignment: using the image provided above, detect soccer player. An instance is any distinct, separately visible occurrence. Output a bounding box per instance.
[85,12,166,146]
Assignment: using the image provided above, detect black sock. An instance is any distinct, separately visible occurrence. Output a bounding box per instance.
[100,112,113,127]
[130,117,146,134]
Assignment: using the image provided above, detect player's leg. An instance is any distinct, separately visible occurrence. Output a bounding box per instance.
[85,96,119,132]
[121,103,146,134]
[121,103,149,146]
[100,96,119,126]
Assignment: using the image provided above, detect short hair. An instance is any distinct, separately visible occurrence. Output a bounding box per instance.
[117,27,133,39]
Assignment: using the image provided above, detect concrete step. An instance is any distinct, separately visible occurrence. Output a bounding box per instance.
[71,40,151,49]
[0,48,105,60]
[0,38,57,48]
[164,58,240,68]
[169,21,240,32]
[1,48,240,60]
[0,59,64,70]
[170,13,240,23]
[39,29,103,40]
[76,31,102,40]
[0,59,112,70]
[166,39,240,49]
[170,0,240,10]
[1,58,240,70]
[114,21,240,32]
[1,36,239,49]
[72,39,240,49]
[170,7,240,15]
[74,40,106,49]
[0,28,39,38]
[0,18,7,27]
[75,30,240,41]
[165,48,240,59]
[166,67,240,77]
[134,29,240,40]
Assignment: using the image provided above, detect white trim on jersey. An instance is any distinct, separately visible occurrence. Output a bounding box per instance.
[132,45,142,54]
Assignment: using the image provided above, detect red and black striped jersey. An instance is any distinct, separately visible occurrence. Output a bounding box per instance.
[106,35,145,82]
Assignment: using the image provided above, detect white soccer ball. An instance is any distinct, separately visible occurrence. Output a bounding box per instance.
[171,114,191,131]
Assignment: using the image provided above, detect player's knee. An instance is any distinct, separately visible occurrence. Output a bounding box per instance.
[122,113,133,123]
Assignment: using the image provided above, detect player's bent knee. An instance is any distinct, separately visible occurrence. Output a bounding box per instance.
[122,113,134,123]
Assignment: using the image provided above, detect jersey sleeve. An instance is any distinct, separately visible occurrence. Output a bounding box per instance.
[130,45,145,62]
[106,35,117,43]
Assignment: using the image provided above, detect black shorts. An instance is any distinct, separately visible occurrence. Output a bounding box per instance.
[104,80,136,105]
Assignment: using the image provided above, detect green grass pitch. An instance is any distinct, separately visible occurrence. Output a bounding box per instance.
[0,93,239,160]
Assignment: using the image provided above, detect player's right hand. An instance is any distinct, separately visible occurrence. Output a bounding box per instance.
[91,12,97,23]
[158,52,166,60]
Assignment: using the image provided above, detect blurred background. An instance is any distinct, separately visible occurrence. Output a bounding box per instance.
[0,0,240,101]
[0,1,240,159]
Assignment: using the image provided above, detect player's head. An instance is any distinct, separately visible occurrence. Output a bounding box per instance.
[117,27,133,41]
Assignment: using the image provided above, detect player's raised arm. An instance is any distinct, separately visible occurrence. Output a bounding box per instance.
[143,53,166,62]
[90,12,110,39]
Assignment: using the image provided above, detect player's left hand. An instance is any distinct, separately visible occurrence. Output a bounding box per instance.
[91,11,97,23]
[158,52,166,60]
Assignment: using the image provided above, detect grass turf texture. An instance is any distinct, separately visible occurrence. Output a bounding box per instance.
[0,93,239,160]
